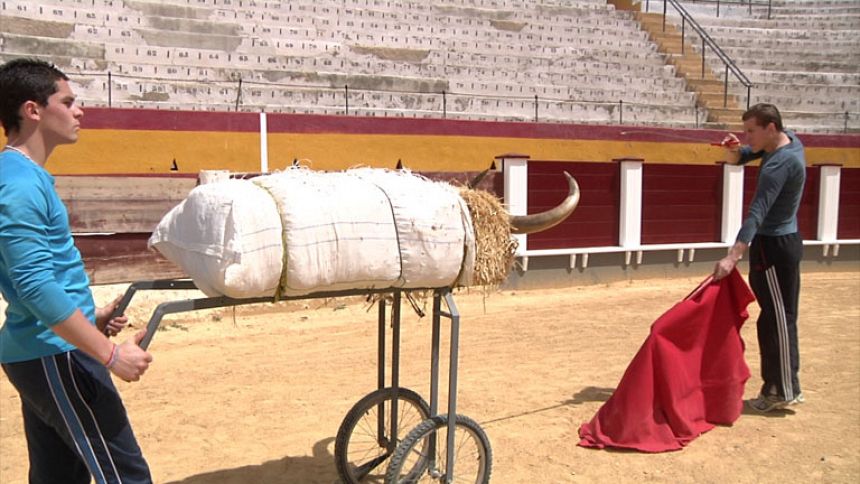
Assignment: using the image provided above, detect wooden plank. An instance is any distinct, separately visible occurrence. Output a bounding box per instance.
[75,233,187,284]
[84,252,187,286]
[56,176,197,233]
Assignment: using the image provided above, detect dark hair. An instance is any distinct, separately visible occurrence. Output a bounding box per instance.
[742,103,784,132]
[0,58,69,136]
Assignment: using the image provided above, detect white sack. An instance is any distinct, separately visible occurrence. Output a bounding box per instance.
[349,168,476,289]
[148,179,283,298]
[149,168,477,298]
[253,170,402,295]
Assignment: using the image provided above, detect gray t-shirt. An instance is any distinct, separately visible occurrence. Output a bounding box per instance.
[736,130,807,244]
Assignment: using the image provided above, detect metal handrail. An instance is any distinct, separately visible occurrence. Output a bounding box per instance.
[647,0,774,20]
[648,0,753,109]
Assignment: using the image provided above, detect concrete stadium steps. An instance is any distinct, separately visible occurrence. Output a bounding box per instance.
[772,0,860,4]
[71,96,701,128]
[0,0,812,128]
[745,69,860,86]
[0,15,75,38]
[643,0,859,132]
[0,35,685,103]
[744,82,860,111]
[2,1,664,63]
[349,54,680,85]
[63,73,696,115]
[750,92,859,113]
[1,32,107,60]
[22,0,614,43]
[714,47,860,73]
[702,35,857,53]
[0,41,684,107]
[0,51,109,74]
[767,11,860,23]
[55,50,684,94]
[686,15,860,31]
[778,111,859,134]
[721,59,858,76]
[714,42,860,62]
[696,21,860,39]
[633,10,744,125]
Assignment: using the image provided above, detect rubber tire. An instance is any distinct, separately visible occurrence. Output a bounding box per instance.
[335,387,431,484]
[384,414,492,484]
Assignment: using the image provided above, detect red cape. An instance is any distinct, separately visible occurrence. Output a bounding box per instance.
[578,270,755,452]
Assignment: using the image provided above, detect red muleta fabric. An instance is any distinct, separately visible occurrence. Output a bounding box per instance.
[578,269,756,452]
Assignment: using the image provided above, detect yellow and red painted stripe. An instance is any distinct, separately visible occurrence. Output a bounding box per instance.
[21,108,858,175]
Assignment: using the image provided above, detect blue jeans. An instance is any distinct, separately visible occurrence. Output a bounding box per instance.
[2,350,151,484]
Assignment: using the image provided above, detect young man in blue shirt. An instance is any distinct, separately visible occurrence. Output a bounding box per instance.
[713,103,806,413]
[0,58,153,483]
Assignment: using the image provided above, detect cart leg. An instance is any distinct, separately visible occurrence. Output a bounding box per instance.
[430,293,442,417]
[428,292,443,473]
[444,292,460,481]
[377,298,386,444]
[390,291,402,443]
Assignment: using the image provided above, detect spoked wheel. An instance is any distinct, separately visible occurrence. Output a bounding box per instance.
[335,387,431,483]
[384,414,492,484]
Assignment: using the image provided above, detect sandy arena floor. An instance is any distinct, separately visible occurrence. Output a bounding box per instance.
[1,271,858,483]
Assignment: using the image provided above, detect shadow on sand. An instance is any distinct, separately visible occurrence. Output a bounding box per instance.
[566,386,616,405]
[479,385,616,426]
[166,437,346,484]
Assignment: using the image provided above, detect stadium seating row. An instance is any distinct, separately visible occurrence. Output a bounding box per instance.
[1,0,857,131]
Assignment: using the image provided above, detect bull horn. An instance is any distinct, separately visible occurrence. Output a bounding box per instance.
[467,168,490,189]
[509,172,580,234]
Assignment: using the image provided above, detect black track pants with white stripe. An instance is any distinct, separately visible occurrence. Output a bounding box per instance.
[2,350,151,484]
[748,232,803,401]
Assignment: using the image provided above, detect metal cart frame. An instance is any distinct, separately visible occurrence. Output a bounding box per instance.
[112,279,487,483]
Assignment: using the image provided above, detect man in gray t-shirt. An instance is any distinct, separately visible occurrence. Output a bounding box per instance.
[713,103,806,413]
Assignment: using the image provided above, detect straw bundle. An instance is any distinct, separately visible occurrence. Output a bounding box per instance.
[458,187,518,287]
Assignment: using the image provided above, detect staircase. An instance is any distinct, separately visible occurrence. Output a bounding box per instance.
[607,0,747,129]
[635,11,745,130]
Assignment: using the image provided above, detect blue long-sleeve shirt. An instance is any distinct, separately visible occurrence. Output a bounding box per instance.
[736,130,807,244]
[0,150,95,363]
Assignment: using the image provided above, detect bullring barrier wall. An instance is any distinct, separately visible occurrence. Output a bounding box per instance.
[4,108,856,285]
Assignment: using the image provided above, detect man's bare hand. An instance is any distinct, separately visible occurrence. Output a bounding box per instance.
[109,330,153,382]
[96,295,128,337]
[713,255,737,281]
[721,133,740,150]
[714,241,748,280]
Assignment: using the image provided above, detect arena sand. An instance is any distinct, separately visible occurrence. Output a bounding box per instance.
[1,271,858,483]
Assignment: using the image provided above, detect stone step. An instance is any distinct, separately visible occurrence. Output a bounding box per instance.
[672,63,723,83]
[1,33,105,59]
[650,37,687,53]
[708,107,746,123]
[697,93,741,110]
[685,78,730,90]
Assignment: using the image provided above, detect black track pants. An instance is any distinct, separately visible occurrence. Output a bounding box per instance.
[748,232,803,400]
[2,350,151,484]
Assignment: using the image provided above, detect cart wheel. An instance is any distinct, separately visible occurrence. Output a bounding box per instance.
[335,387,431,483]
[384,414,492,484]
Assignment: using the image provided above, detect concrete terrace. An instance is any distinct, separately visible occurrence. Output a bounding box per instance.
[0,0,857,131]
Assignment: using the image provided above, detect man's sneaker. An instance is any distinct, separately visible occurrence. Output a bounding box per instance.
[789,392,805,405]
[747,393,792,413]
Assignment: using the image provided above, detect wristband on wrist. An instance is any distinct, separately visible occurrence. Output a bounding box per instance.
[105,344,119,369]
